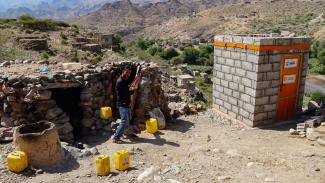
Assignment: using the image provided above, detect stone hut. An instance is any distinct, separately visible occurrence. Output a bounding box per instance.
[213,34,310,127]
[94,33,113,49]
[0,62,169,143]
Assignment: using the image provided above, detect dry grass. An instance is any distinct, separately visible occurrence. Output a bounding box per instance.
[0,28,39,61]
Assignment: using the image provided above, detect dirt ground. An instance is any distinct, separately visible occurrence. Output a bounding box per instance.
[1,111,325,183]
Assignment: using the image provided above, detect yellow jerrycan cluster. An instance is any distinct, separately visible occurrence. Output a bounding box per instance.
[100,107,112,120]
[146,118,158,134]
[114,150,130,171]
[96,155,110,176]
[7,151,28,173]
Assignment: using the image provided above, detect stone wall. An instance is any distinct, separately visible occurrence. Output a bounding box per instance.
[94,33,113,49]
[18,39,48,51]
[213,35,310,127]
[0,62,170,143]
[81,44,101,53]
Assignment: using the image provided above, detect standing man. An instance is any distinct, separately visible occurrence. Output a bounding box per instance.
[113,66,139,144]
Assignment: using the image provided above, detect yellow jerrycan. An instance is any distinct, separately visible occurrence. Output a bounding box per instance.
[114,150,130,171]
[96,155,110,176]
[7,151,28,173]
[100,107,112,120]
[146,118,158,134]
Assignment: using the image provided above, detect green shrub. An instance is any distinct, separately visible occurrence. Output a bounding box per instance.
[271,28,281,34]
[134,39,149,50]
[170,55,184,65]
[182,47,200,64]
[158,47,179,60]
[87,32,94,38]
[60,32,68,40]
[148,47,158,56]
[304,13,314,22]
[112,34,123,52]
[164,47,179,59]
[18,15,35,21]
[90,57,101,65]
[198,45,213,58]
[318,49,325,64]
[307,92,325,104]
[71,56,79,62]
[132,38,157,50]
[61,39,68,45]
[308,58,325,75]
[16,15,70,31]
[25,29,34,34]
[71,25,79,34]
[40,51,49,59]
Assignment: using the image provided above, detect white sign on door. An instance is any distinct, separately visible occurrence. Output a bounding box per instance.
[283,74,296,84]
[284,58,298,68]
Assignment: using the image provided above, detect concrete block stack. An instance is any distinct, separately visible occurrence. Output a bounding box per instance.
[213,35,310,127]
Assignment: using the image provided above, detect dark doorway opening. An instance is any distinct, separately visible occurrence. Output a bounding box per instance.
[51,87,83,141]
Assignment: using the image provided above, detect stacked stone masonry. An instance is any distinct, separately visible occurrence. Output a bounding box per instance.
[0,62,170,143]
[213,35,310,127]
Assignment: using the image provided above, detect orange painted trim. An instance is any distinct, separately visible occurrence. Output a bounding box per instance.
[214,41,310,51]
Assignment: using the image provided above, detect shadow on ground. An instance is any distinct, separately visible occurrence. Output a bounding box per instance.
[258,115,313,132]
[165,118,195,133]
[42,149,80,174]
[130,131,180,147]
[18,149,80,177]
[83,132,113,148]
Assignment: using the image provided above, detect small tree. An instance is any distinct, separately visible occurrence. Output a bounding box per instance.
[113,34,123,45]
[170,55,184,65]
[163,47,179,60]
[182,47,200,64]
[112,34,123,51]
[135,39,148,50]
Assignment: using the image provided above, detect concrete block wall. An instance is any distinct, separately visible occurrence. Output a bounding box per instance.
[213,35,310,127]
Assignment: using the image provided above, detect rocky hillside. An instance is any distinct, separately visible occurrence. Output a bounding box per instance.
[139,0,325,40]
[76,0,241,35]
[77,0,325,40]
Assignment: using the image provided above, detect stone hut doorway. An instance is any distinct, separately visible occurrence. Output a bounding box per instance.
[50,87,83,141]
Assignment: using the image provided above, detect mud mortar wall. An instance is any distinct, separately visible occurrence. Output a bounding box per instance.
[0,62,170,143]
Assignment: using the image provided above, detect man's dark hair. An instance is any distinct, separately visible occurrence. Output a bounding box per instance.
[123,65,132,71]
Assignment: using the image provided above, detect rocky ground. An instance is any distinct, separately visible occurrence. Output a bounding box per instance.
[1,111,325,183]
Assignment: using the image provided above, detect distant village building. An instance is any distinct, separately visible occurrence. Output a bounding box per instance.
[71,33,113,52]
[94,33,113,49]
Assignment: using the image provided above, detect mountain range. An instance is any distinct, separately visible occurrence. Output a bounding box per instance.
[0,0,166,19]
[77,0,325,41]
[77,0,240,35]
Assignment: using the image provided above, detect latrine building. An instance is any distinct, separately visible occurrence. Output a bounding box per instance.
[213,35,311,127]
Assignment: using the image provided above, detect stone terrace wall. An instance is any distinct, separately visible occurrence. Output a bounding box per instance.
[0,62,170,143]
[213,35,310,127]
